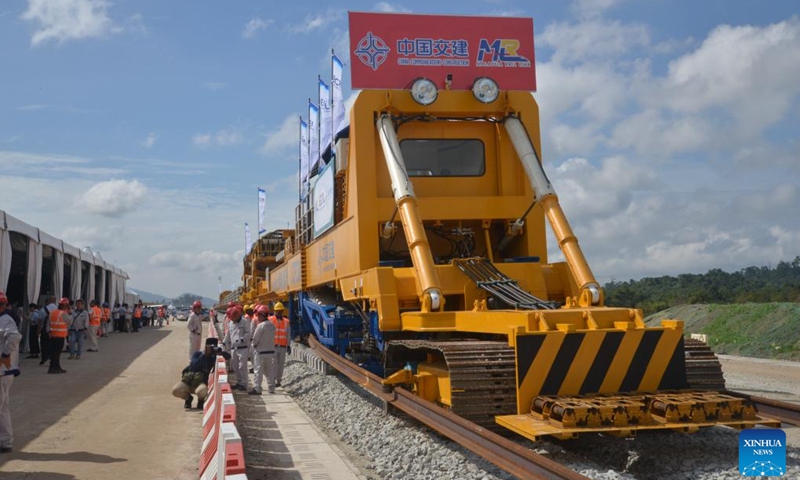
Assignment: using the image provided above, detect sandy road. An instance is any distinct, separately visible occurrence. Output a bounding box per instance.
[720,354,800,403]
[0,322,201,480]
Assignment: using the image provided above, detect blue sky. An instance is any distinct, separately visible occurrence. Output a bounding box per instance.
[1,0,798,298]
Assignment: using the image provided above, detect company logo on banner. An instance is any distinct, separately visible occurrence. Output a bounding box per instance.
[739,429,786,476]
[354,32,390,71]
[348,12,536,91]
[312,162,335,238]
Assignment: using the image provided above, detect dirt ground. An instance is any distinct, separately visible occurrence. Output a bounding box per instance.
[720,354,800,448]
[720,354,800,403]
[0,322,201,479]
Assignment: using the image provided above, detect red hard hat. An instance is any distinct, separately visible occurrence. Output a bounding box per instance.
[233,305,243,316]
[0,291,8,303]
[256,305,269,316]
[59,297,70,306]
[228,301,235,308]
[192,300,202,308]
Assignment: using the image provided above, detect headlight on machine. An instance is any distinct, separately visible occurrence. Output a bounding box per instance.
[472,77,499,103]
[410,78,438,105]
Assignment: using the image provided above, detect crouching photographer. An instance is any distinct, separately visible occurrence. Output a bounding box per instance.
[171,337,229,409]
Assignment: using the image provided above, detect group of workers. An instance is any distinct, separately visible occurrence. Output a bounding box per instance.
[172,299,291,409]
[20,296,120,374]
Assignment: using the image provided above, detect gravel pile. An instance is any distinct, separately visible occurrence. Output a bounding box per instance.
[275,353,799,480]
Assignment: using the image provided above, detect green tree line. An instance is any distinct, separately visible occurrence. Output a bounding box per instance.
[604,256,800,315]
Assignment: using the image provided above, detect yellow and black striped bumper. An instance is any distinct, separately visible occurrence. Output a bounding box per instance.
[514,326,688,413]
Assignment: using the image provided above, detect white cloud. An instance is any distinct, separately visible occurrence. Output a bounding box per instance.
[489,10,524,17]
[123,13,147,35]
[194,126,244,147]
[0,150,126,177]
[215,128,243,146]
[535,62,627,124]
[192,133,212,147]
[21,0,118,46]
[609,109,714,156]
[149,250,239,273]
[144,132,158,149]
[260,114,299,155]
[373,2,410,13]
[571,0,630,19]
[549,156,657,222]
[81,179,147,218]
[289,9,343,34]
[242,16,272,39]
[647,19,800,137]
[61,225,124,252]
[540,19,649,63]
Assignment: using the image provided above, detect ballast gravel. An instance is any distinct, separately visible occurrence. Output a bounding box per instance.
[271,354,799,480]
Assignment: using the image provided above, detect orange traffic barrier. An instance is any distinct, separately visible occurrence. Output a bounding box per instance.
[199,356,248,479]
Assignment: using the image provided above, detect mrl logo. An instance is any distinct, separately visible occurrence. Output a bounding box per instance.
[476,39,531,67]
[739,429,786,476]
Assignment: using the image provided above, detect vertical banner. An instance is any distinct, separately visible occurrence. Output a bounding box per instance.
[332,52,346,140]
[308,100,320,172]
[319,78,332,162]
[313,161,335,238]
[245,222,251,254]
[299,117,309,199]
[257,187,266,234]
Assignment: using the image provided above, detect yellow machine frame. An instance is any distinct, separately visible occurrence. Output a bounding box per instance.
[242,88,777,439]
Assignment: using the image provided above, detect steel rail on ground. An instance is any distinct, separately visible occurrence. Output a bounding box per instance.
[728,391,800,427]
[308,336,588,480]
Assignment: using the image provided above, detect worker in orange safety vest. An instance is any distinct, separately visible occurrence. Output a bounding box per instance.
[87,300,102,352]
[48,298,72,374]
[132,304,142,332]
[268,302,291,388]
[100,303,111,337]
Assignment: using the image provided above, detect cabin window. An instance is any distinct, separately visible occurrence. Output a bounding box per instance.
[399,139,485,177]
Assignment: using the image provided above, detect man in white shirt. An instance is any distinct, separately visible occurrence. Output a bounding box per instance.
[186,301,205,360]
[248,306,276,395]
[222,305,252,391]
[0,291,22,454]
[68,300,89,360]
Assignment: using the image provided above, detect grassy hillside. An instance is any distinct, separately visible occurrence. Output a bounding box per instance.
[646,303,800,360]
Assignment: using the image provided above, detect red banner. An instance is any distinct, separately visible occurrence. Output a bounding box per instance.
[348,12,536,91]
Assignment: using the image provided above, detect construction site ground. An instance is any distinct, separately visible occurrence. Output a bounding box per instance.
[0,323,199,480]
[0,325,798,480]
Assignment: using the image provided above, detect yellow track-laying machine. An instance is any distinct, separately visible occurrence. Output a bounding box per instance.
[238,11,778,441]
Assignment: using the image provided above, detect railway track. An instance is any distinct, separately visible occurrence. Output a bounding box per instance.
[306,337,800,480]
[308,336,589,480]
[727,391,800,427]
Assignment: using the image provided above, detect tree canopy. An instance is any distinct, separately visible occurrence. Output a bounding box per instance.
[604,256,800,315]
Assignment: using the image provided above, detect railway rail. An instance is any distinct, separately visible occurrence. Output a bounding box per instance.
[728,391,800,427]
[307,336,589,480]
[307,336,800,480]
